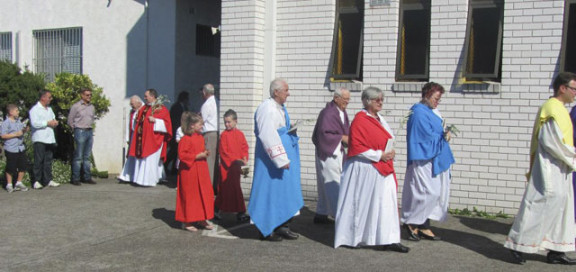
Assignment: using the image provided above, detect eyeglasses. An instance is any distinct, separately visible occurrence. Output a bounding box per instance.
[565,85,576,92]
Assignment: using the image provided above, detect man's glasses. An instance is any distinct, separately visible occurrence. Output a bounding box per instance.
[565,85,576,92]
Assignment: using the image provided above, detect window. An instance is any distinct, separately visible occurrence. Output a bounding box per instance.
[561,0,576,73]
[196,24,220,57]
[331,0,364,81]
[463,0,503,82]
[0,32,12,62]
[33,27,83,82]
[396,0,430,81]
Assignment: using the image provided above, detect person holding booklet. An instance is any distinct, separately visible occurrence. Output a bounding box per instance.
[400,82,454,242]
[334,87,408,253]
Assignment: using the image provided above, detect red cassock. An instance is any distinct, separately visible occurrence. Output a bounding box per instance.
[175,133,214,223]
[215,128,249,212]
[128,105,172,161]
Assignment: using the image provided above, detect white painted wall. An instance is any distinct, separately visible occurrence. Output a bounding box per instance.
[0,0,179,174]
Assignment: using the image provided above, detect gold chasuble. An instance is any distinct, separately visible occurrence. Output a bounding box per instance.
[528,97,574,178]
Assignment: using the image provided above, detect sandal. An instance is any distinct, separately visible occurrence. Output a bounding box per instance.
[182,223,198,232]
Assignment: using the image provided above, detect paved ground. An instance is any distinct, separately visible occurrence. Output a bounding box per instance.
[1,177,575,272]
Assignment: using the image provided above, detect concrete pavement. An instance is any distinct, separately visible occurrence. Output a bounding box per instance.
[1,178,575,272]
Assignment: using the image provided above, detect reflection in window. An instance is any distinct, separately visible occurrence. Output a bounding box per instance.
[33,27,83,82]
[463,0,503,82]
[561,0,576,73]
[396,0,430,81]
[331,0,363,81]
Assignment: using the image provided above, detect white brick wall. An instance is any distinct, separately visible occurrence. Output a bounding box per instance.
[221,0,569,215]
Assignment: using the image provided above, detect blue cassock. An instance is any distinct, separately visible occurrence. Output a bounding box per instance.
[248,106,304,236]
[407,103,455,176]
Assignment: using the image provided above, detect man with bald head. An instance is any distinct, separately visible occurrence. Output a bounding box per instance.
[312,87,350,224]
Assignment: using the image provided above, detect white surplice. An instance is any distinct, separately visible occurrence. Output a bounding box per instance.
[401,160,451,225]
[334,114,400,248]
[504,120,576,253]
[118,120,167,186]
[315,150,343,217]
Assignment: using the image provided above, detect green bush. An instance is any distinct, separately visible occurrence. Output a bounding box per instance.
[0,60,45,119]
[46,73,111,134]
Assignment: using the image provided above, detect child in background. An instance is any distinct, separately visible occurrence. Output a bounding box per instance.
[1,104,30,193]
[175,112,214,231]
[215,109,250,222]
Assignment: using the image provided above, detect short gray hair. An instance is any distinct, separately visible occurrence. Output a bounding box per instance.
[269,78,287,97]
[361,87,383,108]
[203,83,215,95]
[130,95,143,104]
[333,87,349,98]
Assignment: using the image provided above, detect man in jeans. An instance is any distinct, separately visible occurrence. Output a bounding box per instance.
[68,88,96,185]
[29,90,60,189]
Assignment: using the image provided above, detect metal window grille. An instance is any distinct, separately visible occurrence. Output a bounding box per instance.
[0,32,12,62]
[33,27,83,82]
[196,24,220,57]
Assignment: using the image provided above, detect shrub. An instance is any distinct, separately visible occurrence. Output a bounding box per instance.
[0,60,45,119]
[46,73,111,134]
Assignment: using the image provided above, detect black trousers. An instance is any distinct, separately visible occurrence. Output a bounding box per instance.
[33,142,55,185]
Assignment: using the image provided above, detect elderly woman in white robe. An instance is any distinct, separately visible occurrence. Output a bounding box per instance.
[334,87,409,253]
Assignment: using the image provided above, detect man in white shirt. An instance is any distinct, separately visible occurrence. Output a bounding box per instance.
[29,90,61,189]
[200,83,219,191]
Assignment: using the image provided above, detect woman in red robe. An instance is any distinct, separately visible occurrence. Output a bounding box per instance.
[215,110,250,222]
[175,112,214,231]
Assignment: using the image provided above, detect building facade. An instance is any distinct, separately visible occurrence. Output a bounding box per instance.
[220,0,576,215]
[2,0,576,214]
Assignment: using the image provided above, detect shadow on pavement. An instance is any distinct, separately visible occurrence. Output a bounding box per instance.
[294,206,335,248]
[434,226,526,264]
[456,216,511,235]
[152,208,180,229]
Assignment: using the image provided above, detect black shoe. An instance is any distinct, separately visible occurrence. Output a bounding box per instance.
[418,229,441,241]
[275,228,299,240]
[510,250,526,264]
[382,243,410,253]
[70,180,82,186]
[260,233,283,242]
[236,213,250,223]
[82,179,97,184]
[313,214,334,224]
[403,224,420,241]
[547,251,576,265]
[213,211,222,220]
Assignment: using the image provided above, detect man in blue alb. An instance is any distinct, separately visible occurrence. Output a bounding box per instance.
[401,82,454,242]
[248,78,304,242]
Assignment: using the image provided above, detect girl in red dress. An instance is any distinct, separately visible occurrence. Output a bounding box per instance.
[215,109,250,222]
[175,112,214,231]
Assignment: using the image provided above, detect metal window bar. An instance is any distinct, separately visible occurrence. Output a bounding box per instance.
[33,27,82,82]
[0,32,12,62]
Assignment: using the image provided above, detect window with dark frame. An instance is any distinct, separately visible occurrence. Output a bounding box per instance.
[396,0,430,82]
[196,24,220,58]
[330,0,364,81]
[0,32,12,62]
[561,0,576,73]
[463,0,504,82]
[33,27,83,82]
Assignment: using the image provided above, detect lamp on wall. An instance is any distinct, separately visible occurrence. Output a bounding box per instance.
[211,25,220,35]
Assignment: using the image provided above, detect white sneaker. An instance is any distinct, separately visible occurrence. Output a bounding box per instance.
[14,182,29,192]
[47,180,60,187]
[33,182,43,189]
[6,184,14,193]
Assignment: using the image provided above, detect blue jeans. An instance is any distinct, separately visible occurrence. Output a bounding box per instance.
[72,128,93,182]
